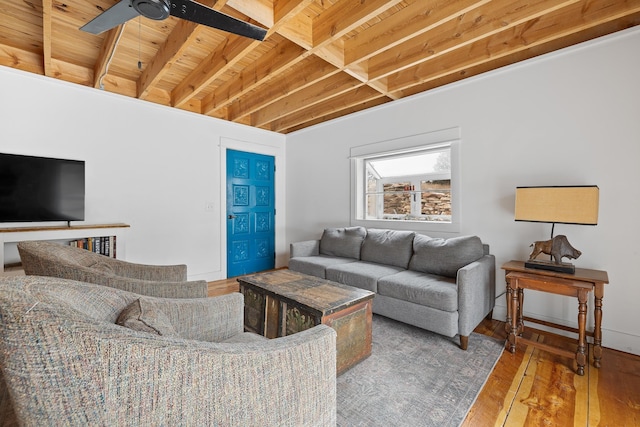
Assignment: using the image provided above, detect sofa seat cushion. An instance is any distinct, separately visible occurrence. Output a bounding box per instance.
[409,234,484,278]
[319,226,367,259]
[326,261,404,293]
[378,270,458,312]
[360,229,415,268]
[289,255,357,279]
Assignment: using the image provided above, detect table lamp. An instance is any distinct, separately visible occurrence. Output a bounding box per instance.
[515,185,599,274]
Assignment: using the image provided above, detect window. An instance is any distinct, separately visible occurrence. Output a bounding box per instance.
[365,148,451,222]
[351,128,460,232]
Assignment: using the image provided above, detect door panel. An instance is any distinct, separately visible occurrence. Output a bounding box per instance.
[226,149,275,277]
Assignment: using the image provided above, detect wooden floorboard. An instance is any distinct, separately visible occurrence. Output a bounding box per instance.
[460,321,640,426]
[208,277,640,426]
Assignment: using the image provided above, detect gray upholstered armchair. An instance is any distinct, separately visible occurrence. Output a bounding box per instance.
[0,276,337,426]
[17,240,208,298]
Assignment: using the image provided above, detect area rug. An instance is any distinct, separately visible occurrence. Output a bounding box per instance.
[337,315,503,427]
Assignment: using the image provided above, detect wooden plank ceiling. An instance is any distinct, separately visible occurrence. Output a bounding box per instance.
[1,0,639,134]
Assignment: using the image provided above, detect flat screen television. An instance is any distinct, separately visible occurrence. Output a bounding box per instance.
[0,153,85,223]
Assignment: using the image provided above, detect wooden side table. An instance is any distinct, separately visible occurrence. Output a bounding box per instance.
[501,260,609,375]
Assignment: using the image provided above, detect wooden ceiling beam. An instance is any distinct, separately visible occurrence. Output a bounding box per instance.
[301,1,413,103]
[269,85,386,132]
[367,0,580,81]
[312,0,403,47]
[137,0,219,99]
[171,35,258,108]
[386,0,640,93]
[42,0,53,77]
[226,0,275,27]
[200,0,316,116]
[227,55,340,121]
[0,44,44,74]
[205,0,413,120]
[281,96,390,133]
[391,10,640,100]
[227,0,312,29]
[171,0,308,109]
[274,0,313,25]
[277,12,313,49]
[251,72,364,126]
[343,0,490,66]
[269,0,316,48]
[201,37,307,115]
[262,1,403,107]
[137,22,203,99]
[92,26,123,89]
[91,69,136,95]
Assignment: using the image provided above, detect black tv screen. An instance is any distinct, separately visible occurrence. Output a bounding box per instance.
[0,153,85,223]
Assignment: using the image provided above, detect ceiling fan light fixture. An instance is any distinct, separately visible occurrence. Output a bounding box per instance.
[132,0,170,20]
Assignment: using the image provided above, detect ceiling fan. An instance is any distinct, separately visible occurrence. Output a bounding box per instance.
[80,0,267,41]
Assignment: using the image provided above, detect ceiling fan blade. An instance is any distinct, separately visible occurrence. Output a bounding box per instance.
[169,0,267,41]
[81,0,141,35]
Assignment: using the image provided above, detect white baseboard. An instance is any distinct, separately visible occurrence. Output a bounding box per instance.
[189,271,226,282]
[491,304,640,356]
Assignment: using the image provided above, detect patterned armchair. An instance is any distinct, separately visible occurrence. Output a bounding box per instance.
[0,276,337,426]
[17,240,208,298]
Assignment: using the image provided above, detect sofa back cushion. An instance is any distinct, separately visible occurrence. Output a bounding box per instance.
[319,226,366,259]
[409,234,484,278]
[360,229,415,268]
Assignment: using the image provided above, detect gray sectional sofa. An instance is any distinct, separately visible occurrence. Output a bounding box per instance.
[288,227,496,349]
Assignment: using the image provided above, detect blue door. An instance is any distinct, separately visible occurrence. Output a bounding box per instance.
[226,149,275,277]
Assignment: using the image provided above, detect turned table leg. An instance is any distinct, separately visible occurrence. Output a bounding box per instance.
[505,279,513,335]
[517,288,524,336]
[594,283,604,368]
[507,280,519,353]
[576,289,588,376]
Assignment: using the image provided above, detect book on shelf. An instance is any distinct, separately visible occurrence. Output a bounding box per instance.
[69,236,117,258]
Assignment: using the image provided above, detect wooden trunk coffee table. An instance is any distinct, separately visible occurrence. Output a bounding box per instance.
[237,269,375,375]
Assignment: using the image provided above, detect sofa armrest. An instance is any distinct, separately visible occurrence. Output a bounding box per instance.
[456,254,496,337]
[150,292,245,342]
[290,240,320,258]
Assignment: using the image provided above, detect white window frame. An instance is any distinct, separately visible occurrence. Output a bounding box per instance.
[350,128,461,233]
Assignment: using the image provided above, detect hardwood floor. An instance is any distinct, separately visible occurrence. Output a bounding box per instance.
[464,317,640,426]
[208,277,640,426]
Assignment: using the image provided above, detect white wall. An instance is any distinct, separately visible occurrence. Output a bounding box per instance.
[0,67,286,281]
[2,27,638,355]
[286,27,640,355]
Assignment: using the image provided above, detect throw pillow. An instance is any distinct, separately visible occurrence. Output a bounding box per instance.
[360,229,415,268]
[319,226,367,259]
[116,298,178,337]
[409,234,484,278]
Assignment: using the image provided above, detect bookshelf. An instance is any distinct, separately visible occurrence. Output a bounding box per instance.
[0,223,129,275]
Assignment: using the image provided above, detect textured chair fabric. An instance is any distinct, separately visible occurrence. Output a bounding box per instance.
[0,276,337,426]
[17,240,208,298]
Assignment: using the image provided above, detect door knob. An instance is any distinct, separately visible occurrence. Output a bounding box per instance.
[228,215,236,219]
